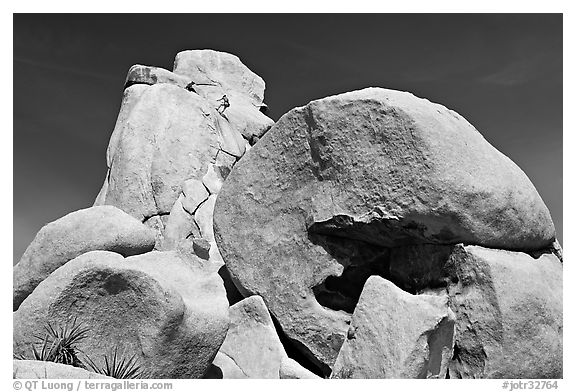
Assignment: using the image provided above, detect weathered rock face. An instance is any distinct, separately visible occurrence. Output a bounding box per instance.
[95,83,226,220]
[173,50,265,104]
[14,48,561,381]
[213,87,556,372]
[331,276,455,379]
[204,352,248,379]
[173,50,273,142]
[216,295,287,378]
[445,245,563,379]
[94,50,273,264]
[13,206,156,311]
[13,360,112,379]
[13,249,229,379]
[124,64,191,89]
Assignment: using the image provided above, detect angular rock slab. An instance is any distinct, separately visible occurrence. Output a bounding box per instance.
[217,295,287,378]
[331,276,455,379]
[13,205,156,310]
[157,195,200,251]
[13,249,229,379]
[445,245,563,379]
[13,360,112,379]
[214,87,556,372]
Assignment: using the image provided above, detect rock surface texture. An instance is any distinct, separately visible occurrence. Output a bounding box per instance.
[14,50,562,380]
[280,358,322,379]
[13,249,229,379]
[94,50,274,262]
[213,87,558,373]
[215,295,287,378]
[331,276,455,379]
[445,245,563,379]
[13,360,112,379]
[13,205,156,310]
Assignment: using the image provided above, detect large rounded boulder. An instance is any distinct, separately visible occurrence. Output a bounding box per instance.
[213,87,556,372]
[13,249,229,378]
[13,206,156,310]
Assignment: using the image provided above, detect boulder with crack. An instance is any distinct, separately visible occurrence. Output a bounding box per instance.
[214,295,288,378]
[94,50,274,264]
[445,245,563,379]
[213,87,557,373]
[13,249,229,379]
[13,205,156,311]
[331,276,455,379]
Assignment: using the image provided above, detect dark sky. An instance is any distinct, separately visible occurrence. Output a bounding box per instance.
[13,14,563,263]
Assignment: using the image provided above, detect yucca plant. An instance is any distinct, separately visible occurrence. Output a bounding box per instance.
[27,317,89,367]
[84,346,147,379]
[15,317,147,379]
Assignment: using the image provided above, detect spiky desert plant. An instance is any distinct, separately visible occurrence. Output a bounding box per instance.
[27,317,89,367]
[85,346,147,379]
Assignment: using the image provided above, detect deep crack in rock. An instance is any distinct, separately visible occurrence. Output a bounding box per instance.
[308,214,455,314]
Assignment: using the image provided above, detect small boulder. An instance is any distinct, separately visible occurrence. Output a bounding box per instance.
[193,238,211,260]
[217,296,287,378]
[13,205,156,310]
[445,245,563,379]
[331,276,455,379]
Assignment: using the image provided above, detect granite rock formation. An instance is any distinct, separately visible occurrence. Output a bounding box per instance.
[213,87,559,374]
[14,50,562,380]
[13,205,156,310]
[13,249,229,378]
[94,50,274,263]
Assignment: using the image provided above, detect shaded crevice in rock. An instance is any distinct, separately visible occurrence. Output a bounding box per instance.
[421,315,456,378]
[308,218,456,314]
[268,312,327,378]
[527,240,563,262]
[308,212,463,248]
[218,265,244,306]
[309,232,392,313]
[142,212,170,225]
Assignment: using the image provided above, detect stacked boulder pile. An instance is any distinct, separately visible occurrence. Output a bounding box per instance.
[13,50,562,379]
